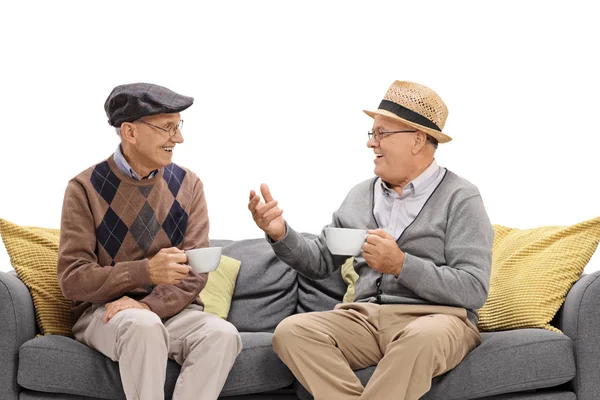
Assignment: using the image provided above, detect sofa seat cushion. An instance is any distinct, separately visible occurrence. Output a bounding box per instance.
[19,332,294,399]
[296,329,575,400]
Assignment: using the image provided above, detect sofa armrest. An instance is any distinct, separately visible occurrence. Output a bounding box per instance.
[554,271,600,400]
[0,271,37,400]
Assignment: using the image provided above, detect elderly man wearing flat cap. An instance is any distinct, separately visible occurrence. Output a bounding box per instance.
[57,83,242,400]
[248,81,493,400]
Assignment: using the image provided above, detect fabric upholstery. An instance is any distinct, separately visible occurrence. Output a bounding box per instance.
[221,238,298,332]
[554,270,600,400]
[478,217,600,332]
[0,219,74,336]
[0,271,37,400]
[18,332,294,399]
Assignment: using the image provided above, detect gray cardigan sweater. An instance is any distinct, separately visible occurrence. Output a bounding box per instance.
[271,170,494,326]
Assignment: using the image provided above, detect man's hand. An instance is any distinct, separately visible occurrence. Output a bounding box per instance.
[148,247,190,285]
[248,183,286,241]
[362,229,406,278]
[103,296,150,323]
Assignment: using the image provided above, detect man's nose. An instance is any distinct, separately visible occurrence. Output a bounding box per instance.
[367,136,378,148]
[171,129,184,144]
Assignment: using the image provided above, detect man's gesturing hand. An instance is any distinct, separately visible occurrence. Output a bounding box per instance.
[362,229,406,278]
[103,296,150,323]
[148,247,190,285]
[248,183,286,241]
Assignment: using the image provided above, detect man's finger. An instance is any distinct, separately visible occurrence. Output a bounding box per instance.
[365,234,385,246]
[260,183,275,203]
[257,200,278,215]
[105,305,122,322]
[163,247,184,254]
[248,193,261,212]
[368,229,393,239]
[261,208,283,224]
[103,306,114,323]
[362,242,376,254]
[249,189,256,202]
[172,264,191,275]
[170,253,188,264]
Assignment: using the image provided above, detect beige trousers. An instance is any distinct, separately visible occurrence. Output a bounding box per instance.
[272,303,481,400]
[73,304,242,400]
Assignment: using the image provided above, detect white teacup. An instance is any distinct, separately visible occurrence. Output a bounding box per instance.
[325,227,368,256]
[185,247,222,273]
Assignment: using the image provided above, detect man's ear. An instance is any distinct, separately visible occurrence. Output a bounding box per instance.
[120,122,137,144]
[412,131,427,154]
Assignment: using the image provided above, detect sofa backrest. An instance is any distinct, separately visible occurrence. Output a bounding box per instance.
[295,233,348,313]
[212,238,298,333]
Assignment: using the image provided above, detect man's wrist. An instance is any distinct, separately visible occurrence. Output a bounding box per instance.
[393,251,406,278]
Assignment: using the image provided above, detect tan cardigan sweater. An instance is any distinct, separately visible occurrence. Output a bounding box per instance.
[57,155,209,321]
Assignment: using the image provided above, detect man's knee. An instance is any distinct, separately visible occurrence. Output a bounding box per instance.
[193,317,242,355]
[393,315,460,351]
[214,320,242,355]
[272,314,313,353]
[118,309,168,346]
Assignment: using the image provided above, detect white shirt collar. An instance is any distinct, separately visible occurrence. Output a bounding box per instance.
[379,159,440,198]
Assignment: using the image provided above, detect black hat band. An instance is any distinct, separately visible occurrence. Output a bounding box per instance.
[378,99,441,132]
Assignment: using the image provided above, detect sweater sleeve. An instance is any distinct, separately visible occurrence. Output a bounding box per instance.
[139,175,209,318]
[270,211,350,280]
[57,180,153,303]
[395,194,494,310]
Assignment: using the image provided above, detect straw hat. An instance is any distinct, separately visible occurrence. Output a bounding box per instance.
[363,81,452,143]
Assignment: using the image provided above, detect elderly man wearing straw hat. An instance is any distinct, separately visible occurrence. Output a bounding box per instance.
[57,83,242,400]
[248,81,493,399]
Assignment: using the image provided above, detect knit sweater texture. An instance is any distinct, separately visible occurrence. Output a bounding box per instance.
[271,171,494,326]
[57,155,209,320]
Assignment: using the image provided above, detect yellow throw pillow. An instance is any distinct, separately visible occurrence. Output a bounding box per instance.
[341,257,359,303]
[0,219,74,336]
[478,217,600,333]
[199,255,241,319]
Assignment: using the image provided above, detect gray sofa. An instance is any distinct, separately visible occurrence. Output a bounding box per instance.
[1,236,600,400]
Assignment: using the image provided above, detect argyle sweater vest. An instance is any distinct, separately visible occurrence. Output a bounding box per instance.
[57,155,209,321]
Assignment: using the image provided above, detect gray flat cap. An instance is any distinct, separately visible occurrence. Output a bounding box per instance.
[104,83,194,127]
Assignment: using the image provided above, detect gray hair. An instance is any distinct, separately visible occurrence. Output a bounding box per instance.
[426,134,439,150]
[115,127,121,136]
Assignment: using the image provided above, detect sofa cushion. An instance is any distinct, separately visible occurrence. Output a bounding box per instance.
[18,332,294,399]
[296,329,575,400]
[219,238,298,332]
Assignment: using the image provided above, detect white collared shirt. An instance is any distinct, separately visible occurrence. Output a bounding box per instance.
[373,160,446,239]
[113,145,158,180]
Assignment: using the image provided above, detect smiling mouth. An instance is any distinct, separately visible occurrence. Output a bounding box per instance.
[162,147,174,152]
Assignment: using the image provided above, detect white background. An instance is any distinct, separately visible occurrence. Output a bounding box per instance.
[1,1,599,273]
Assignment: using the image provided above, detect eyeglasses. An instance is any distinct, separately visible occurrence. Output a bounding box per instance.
[139,119,184,137]
[367,129,417,142]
